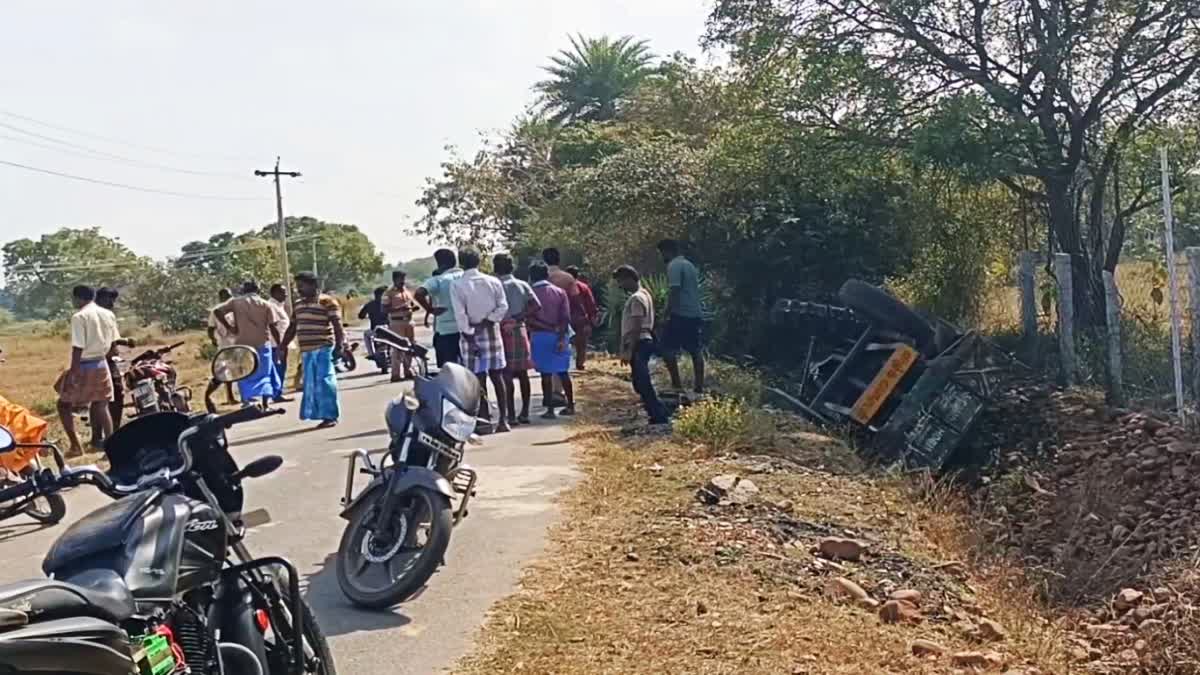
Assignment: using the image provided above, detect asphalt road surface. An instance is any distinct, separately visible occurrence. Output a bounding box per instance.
[0,325,580,674]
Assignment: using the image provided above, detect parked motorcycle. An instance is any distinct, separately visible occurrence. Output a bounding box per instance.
[0,346,336,674]
[0,455,66,525]
[125,341,192,417]
[335,361,478,608]
[366,327,430,379]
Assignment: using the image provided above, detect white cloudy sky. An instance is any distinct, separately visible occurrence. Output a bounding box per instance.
[0,1,712,268]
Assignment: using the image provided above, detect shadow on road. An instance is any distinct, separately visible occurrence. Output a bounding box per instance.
[329,428,389,442]
[0,521,52,544]
[302,553,413,637]
[232,427,316,448]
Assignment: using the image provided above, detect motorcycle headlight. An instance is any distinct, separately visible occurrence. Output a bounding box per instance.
[440,399,477,442]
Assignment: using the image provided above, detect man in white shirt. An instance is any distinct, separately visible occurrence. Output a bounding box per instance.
[55,285,120,455]
[449,247,510,433]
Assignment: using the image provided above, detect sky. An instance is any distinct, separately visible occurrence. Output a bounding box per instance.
[0,0,713,270]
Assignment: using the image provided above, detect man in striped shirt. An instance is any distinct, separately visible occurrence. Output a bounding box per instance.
[281,272,345,429]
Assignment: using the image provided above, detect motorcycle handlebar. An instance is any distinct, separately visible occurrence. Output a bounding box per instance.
[0,478,37,503]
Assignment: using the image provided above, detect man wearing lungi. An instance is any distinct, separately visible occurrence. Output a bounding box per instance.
[449,248,511,433]
[281,272,345,429]
[214,280,282,407]
[528,262,576,419]
[55,285,120,456]
[494,253,541,426]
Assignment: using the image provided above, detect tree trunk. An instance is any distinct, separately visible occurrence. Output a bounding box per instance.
[1044,176,1100,328]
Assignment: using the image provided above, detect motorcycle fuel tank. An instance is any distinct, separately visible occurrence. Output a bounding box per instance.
[43,491,227,603]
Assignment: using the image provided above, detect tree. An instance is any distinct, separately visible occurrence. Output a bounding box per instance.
[257,217,385,290]
[708,0,1200,324]
[2,227,150,320]
[123,265,220,332]
[535,34,656,124]
[175,231,280,289]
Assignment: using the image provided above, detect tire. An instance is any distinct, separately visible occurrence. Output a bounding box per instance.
[342,352,357,372]
[171,391,191,413]
[264,597,337,674]
[24,493,66,525]
[335,487,452,609]
[838,279,936,353]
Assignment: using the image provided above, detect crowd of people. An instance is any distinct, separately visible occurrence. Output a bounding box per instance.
[44,238,705,454]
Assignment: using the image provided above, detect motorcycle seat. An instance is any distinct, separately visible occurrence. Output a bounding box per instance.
[0,569,135,625]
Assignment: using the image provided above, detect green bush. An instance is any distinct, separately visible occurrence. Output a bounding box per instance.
[674,397,749,454]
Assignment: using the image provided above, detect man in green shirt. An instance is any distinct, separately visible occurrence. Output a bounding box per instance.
[657,239,705,396]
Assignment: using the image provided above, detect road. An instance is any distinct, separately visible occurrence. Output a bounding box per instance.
[0,326,580,674]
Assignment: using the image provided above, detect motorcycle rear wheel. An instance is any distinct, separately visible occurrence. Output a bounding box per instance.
[336,487,452,608]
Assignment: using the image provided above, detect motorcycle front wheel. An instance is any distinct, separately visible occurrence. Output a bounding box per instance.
[16,467,66,525]
[336,487,452,608]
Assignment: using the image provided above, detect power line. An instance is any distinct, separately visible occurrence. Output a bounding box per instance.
[0,158,265,201]
[0,108,261,163]
[0,122,248,179]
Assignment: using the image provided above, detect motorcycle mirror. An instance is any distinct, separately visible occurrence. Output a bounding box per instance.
[234,455,283,480]
[212,345,259,383]
[0,426,14,453]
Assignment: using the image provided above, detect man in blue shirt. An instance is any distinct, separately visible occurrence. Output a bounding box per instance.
[414,249,465,367]
[658,239,705,395]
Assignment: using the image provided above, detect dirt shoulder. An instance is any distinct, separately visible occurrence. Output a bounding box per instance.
[455,364,1076,674]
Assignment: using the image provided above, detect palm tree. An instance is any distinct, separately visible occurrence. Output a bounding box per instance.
[534,34,655,125]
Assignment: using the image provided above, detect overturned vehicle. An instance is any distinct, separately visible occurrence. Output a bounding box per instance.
[771,280,1009,471]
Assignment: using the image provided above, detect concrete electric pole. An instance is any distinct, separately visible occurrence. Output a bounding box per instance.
[254,157,302,307]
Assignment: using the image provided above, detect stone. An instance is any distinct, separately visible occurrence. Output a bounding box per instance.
[979,618,1008,642]
[817,537,867,561]
[1115,588,1144,611]
[934,560,967,577]
[697,474,759,505]
[878,599,922,624]
[889,589,922,605]
[910,639,946,656]
[951,651,1006,669]
[824,577,870,604]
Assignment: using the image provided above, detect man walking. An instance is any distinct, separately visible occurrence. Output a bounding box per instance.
[614,265,669,425]
[94,287,135,438]
[383,271,417,381]
[55,285,120,456]
[450,248,510,433]
[214,281,282,407]
[281,272,345,429]
[565,266,599,371]
[206,288,238,412]
[415,249,464,368]
[528,262,575,418]
[657,239,705,397]
[495,253,541,426]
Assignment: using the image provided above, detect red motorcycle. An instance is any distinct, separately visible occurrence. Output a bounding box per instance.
[124,341,192,417]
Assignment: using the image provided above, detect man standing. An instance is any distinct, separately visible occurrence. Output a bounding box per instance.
[658,239,705,396]
[565,266,599,371]
[214,281,282,407]
[414,249,464,368]
[542,248,576,403]
[281,272,345,429]
[450,248,510,433]
[94,287,135,438]
[528,262,575,418]
[495,253,541,426]
[206,288,238,413]
[383,271,417,382]
[265,284,292,403]
[614,265,669,425]
[55,286,120,456]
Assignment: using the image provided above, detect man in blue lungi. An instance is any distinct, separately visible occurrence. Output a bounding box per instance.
[213,280,282,408]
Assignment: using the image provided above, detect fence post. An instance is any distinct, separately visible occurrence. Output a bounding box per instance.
[1018,251,1038,364]
[1188,247,1200,401]
[1103,270,1125,406]
[1054,252,1077,386]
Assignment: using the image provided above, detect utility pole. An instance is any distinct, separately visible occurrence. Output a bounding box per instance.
[311,237,318,277]
[254,157,302,307]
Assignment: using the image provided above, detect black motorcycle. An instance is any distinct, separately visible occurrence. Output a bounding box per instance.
[0,346,336,674]
[365,327,430,379]
[335,362,478,608]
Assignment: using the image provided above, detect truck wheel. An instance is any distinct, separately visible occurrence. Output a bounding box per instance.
[838,280,936,354]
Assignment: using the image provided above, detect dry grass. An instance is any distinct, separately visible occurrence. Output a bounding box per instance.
[455,363,1078,675]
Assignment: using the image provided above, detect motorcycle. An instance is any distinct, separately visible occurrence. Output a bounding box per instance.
[0,397,65,526]
[333,341,359,374]
[335,361,477,608]
[366,327,429,380]
[0,346,336,674]
[125,341,192,417]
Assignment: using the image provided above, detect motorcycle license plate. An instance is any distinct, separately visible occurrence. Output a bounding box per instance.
[134,381,155,404]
